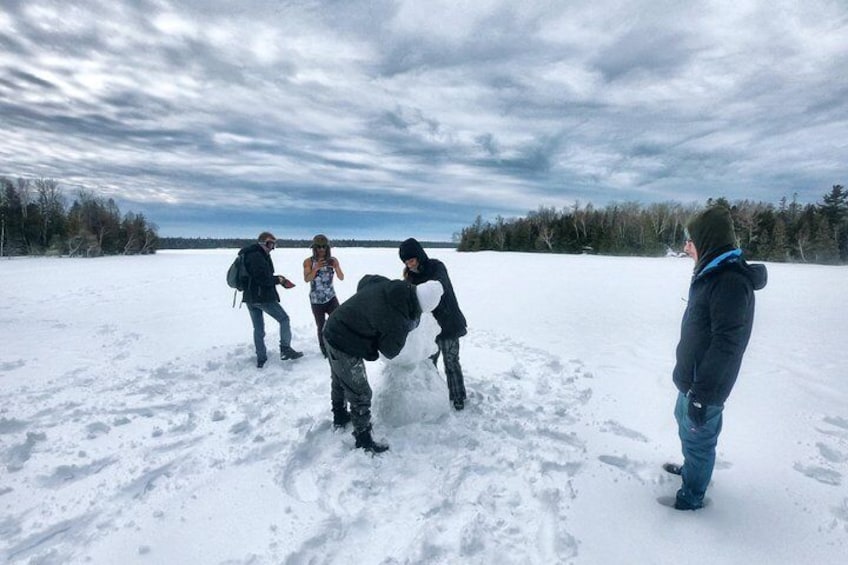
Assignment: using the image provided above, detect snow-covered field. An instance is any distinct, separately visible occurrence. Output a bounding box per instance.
[1,248,846,564]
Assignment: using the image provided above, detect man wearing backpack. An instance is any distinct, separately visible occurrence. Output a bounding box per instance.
[242,232,303,367]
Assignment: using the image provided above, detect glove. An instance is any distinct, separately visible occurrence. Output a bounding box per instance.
[687,396,707,427]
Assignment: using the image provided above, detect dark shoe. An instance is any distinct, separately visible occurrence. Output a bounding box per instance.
[332,409,351,430]
[452,399,465,411]
[353,426,389,454]
[280,346,303,360]
[673,493,703,511]
[257,357,267,368]
[663,462,683,475]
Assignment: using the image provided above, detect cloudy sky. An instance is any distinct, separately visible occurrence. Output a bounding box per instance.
[2,0,846,240]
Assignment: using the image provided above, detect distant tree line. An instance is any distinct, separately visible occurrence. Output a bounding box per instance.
[457,185,848,264]
[159,237,456,250]
[0,176,159,257]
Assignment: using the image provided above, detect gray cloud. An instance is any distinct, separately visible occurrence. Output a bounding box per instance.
[1,0,846,238]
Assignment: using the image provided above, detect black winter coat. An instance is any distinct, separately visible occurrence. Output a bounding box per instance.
[400,240,467,339]
[323,275,420,361]
[241,244,280,304]
[673,250,767,405]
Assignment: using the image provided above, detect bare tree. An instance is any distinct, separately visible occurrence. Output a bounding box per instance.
[538,224,555,251]
[140,222,158,254]
[15,177,33,252]
[35,178,64,248]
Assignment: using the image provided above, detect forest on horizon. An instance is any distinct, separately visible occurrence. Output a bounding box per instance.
[457,185,848,265]
[3,174,846,265]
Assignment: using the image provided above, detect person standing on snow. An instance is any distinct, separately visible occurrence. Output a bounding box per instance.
[322,275,443,454]
[242,232,303,368]
[302,234,344,357]
[665,206,767,510]
[399,238,468,410]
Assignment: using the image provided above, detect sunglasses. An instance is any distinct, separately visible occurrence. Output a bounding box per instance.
[264,240,277,249]
[313,244,327,249]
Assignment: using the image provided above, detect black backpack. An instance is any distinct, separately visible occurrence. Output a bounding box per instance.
[226,253,249,291]
[226,246,253,305]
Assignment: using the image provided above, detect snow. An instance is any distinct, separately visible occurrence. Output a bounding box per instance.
[1,248,847,564]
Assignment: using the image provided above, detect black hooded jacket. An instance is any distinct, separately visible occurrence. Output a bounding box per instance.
[673,208,768,405]
[322,275,420,361]
[241,243,280,304]
[399,238,467,339]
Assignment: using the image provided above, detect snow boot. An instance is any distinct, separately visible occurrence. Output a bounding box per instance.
[452,398,465,411]
[673,492,703,511]
[332,407,351,430]
[257,356,267,368]
[663,462,683,476]
[280,345,303,360]
[353,426,389,454]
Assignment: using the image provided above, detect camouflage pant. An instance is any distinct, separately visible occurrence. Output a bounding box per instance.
[431,337,466,402]
[325,342,372,433]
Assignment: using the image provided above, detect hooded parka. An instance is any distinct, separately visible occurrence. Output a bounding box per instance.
[673,207,768,406]
[398,238,467,340]
[323,275,421,361]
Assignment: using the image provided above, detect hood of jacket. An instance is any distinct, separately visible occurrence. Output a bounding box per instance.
[687,206,737,275]
[696,248,768,291]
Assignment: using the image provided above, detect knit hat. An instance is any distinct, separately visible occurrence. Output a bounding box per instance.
[399,238,424,262]
[686,206,737,257]
[415,280,443,313]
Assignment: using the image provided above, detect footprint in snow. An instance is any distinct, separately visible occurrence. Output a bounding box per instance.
[600,420,650,443]
[817,442,848,464]
[598,454,656,483]
[793,462,842,486]
[0,359,26,372]
[829,498,848,533]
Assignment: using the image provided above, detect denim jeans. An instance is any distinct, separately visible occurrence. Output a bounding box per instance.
[674,391,724,508]
[246,302,292,362]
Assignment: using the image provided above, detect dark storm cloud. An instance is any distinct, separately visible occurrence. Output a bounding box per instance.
[1,0,846,238]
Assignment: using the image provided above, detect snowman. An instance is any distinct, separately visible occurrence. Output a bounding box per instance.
[373,285,450,426]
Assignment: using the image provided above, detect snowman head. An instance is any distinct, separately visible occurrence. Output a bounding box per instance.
[415,280,443,313]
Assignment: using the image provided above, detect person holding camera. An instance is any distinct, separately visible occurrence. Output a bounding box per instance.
[243,231,303,367]
[303,234,345,357]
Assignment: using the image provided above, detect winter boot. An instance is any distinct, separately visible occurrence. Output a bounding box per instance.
[332,407,351,430]
[280,345,303,360]
[452,398,465,411]
[673,491,703,511]
[663,462,683,476]
[257,356,267,368]
[353,425,389,454]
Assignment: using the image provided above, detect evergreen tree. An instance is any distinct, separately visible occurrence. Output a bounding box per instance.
[820,185,848,259]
